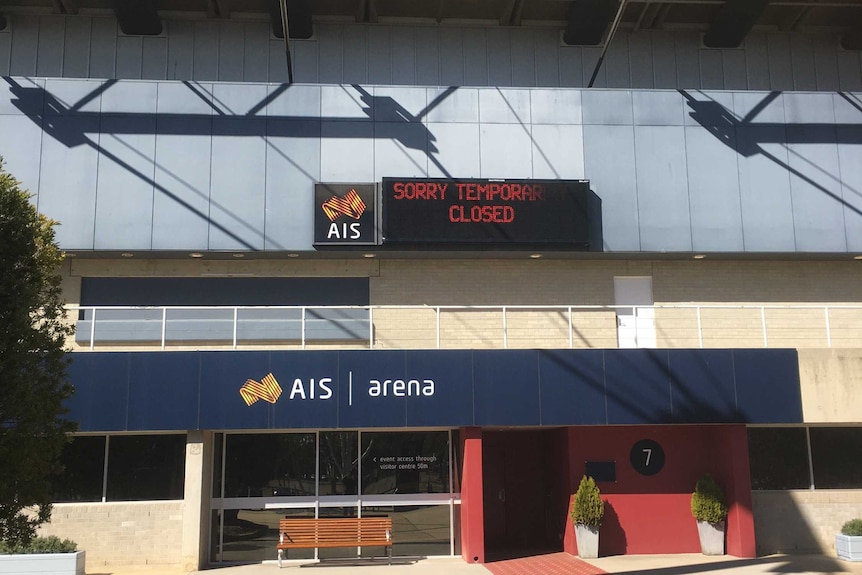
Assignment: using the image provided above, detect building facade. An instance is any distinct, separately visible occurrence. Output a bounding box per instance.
[1,0,862,570]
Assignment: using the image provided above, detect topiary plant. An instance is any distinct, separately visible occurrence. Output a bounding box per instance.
[571,475,604,528]
[842,519,862,536]
[691,473,728,525]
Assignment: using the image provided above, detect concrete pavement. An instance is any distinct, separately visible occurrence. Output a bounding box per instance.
[85,554,862,575]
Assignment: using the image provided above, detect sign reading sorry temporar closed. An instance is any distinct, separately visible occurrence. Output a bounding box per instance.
[382,178,592,247]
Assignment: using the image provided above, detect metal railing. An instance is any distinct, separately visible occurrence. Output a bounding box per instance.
[66,304,862,351]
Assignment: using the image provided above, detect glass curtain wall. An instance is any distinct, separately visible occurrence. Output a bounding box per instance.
[210,429,457,564]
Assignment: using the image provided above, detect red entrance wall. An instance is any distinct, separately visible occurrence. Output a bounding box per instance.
[562,425,755,558]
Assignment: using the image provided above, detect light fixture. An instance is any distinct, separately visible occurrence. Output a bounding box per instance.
[189,253,203,258]
[120,252,134,258]
[529,253,543,259]
[363,253,376,258]
[232,253,245,258]
[287,253,300,258]
[693,254,706,259]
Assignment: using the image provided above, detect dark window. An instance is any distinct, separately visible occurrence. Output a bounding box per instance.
[217,508,315,563]
[810,427,862,489]
[224,433,316,497]
[361,431,449,495]
[362,505,450,556]
[106,435,186,501]
[54,436,106,502]
[319,431,358,496]
[747,428,810,490]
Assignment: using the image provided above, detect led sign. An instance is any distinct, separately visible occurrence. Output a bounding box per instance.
[382,178,592,247]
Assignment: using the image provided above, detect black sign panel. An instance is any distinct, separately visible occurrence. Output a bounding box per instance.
[313,183,376,246]
[630,439,665,476]
[382,178,591,247]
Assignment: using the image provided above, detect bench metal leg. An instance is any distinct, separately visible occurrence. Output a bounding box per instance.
[388,545,392,566]
[278,549,282,569]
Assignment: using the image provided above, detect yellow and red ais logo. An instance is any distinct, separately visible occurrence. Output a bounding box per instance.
[240,373,283,406]
[313,184,376,246]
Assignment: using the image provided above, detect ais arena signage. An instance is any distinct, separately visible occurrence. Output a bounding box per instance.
[383,178,591,247]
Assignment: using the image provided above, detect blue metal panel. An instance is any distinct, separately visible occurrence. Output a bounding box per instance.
[650,34,676,89]
[116,36,143,79]
[534,32,560,88]
[37,115,100,249]
[698,49,724,90]
[265,119,320,250]
[685,126,745,251]
[784,93,834,124]
[463,29,488,86]
[156,81,212,114]
[9,15,38,76]
[343,27,368,84]
[265,83,319,117]
[89,18,117,79]
[367,26,392,85]
[604,349,672,424]
[213,82,266,116]
[479,88,530,124]
[790,35,816,90]
[337,351,408,428]
[127,352,200,431]
[473,351,540,426]
[243,23,270,83]
[583,124,639,250]
[199,351,272,429]
[317,26,344,84]
[837,127,862,251]
[167,20,195,81]
[141,37,167,80]
[321,85,369,119]
[487,29,512,87]
[559,46,584,88]
[101,81,158,114]
[414,28,439,86]
[320,121,374,182]
[373,86,426,122]
[152,121,212,250]
[582,48,604,87]
[813,35,840,91]
[270,40,291,83]
[425,88,478,123]
[674,33,701,89]
[604,34,630,89]
[374,122,428,180]
[722,50,748,90]
[67,353,130,432]
[787,128,847,252]
[391,28,416,86]
[531,90,581,125]
[833,93,862,125]
[734,349,802,424]
[0,30,10,77]
[836,53,862,92]
[424,122,481,178]
[733,91,785,124]
[538,350,606,425]
[0,77,43,115]
[635,126,692,251]
[438,29,464,87]
[35,16,64,77]
[511,30,535,87]
[582,90,633,125]
[632,91,684,125]
[531,124,585,179]
[271,352,339,429]
[62,16,93,78]
[404,351,474,427]
[479,124,532,178]
[667,349,737,423]
[94,117,156,249]
[767,33,794,91]
[209,118,266,250]
[627,33,653,89]
[0,115,43,205]
[193,21,219,81]
[290,38,319,83]
[44,78,103,113]
[743,32,770,91]
[736,127,797,251]
[218,22,244,82]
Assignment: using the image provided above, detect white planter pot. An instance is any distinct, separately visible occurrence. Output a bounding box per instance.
[575,524,600,559]
[697,520,726,556]
[0,550,85,575]
[836,534,862,561]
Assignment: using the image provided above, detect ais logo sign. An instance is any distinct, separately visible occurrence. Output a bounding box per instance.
[313,183,376,246]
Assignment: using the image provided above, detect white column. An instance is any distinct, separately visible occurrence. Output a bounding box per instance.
[182,430,213,571]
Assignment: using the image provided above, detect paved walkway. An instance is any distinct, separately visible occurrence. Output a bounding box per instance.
[86,554,862,575]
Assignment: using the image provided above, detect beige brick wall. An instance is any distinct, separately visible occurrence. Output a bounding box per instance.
[752,490,862,555]
[37,501,184,567]
[798,349,862,423]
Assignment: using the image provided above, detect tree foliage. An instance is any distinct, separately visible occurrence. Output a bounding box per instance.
[0,159,76,547]
[571,475,604,527]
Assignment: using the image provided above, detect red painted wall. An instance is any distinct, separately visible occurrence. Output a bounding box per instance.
[562,425,755,558]
[460,427,485,563]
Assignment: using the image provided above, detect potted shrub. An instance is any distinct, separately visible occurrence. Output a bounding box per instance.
[570,475,604,559]
[837,518,862,562]
[691,474,728,555]
[0,536,84,575]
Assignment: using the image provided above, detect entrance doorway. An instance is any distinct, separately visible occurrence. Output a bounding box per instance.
[482,429,569,560]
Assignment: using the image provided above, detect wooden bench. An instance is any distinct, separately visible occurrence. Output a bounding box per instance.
[277,517,393,567]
